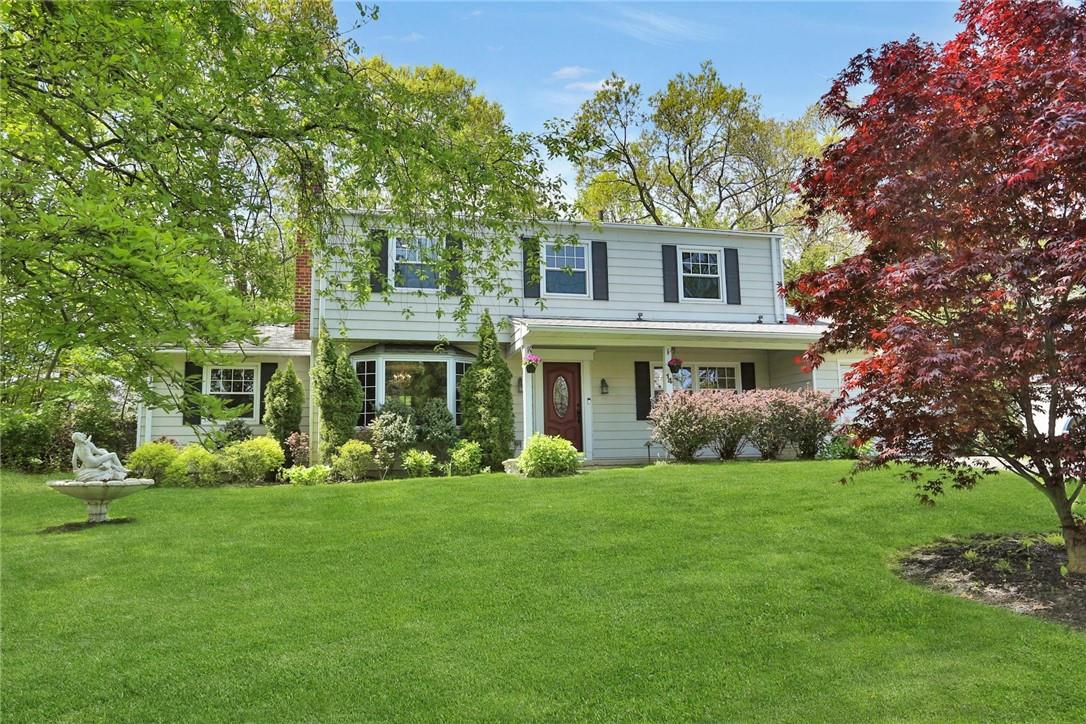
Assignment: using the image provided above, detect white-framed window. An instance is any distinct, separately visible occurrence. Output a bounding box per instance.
[454,361,471,426]
[542,241,589,297]
[393,236,440,290]
[352,350,474,427]
[679,247,723,301]
[206,366,257,421]
[653,364,739,400]
[356,360,378,426]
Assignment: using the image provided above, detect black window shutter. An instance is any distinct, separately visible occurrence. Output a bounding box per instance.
[259,362,278,423]
[522,237,540,299]
[370,229,389,293]
[445,234,464,295]
[741,362,756,391]
[723,248,741,305]
[591,241,609,300]
[183,361,202,425]
[661,245,678,302]
[634,361,652,420]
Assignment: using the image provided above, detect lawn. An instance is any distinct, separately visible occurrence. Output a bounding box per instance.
[2,462,1082,722]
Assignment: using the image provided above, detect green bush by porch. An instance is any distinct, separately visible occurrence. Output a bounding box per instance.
[2,462,1081,721]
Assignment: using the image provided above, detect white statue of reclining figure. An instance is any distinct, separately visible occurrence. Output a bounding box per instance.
[71,432,128,482]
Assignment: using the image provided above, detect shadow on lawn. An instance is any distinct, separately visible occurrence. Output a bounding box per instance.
[39,517,137,535]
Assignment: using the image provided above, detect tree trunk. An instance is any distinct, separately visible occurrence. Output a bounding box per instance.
[1065,522,1086,576]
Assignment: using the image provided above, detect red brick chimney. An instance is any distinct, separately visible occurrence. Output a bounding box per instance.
[293,240,312,339]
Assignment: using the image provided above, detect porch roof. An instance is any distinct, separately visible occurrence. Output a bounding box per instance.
[511,316,827,351]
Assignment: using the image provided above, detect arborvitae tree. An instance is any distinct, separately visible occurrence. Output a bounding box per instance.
[460,311,514,470]
[311,323,363,458]
[262,360,304,447]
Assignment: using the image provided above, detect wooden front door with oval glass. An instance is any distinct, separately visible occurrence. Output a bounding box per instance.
[542,362,583,451]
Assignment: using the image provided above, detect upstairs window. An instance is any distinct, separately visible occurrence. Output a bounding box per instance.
[207,367,256,421]
[394,237,439,290]
[543,243,588,296]
[680,248,722,301]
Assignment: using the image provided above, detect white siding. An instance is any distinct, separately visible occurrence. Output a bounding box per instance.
[767,350,812,391]
[321,218,784,344]
[143,355,311,447]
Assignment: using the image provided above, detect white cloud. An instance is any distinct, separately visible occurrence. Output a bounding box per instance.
[401,31,424,43]
[565,79,607,93]
[551,65,594,81]
[593,8,713,46]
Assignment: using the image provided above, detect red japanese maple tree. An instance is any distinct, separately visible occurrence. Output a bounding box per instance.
[787,0,1086,572]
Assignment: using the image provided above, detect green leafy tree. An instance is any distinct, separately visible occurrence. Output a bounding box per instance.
[311,324,363,458]
[549,62,863,275]
[2,1,563,417]
[262,361,304,447]
[459,311,513,470]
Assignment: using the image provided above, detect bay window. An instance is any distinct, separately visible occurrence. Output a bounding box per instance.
[352,348,474,427]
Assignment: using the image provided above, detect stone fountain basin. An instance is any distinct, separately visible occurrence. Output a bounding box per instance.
[47,479,154,522]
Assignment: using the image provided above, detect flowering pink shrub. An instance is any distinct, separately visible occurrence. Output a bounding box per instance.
[744,389,803,460]
[649,388,838,461]
[648,390,715,461]
[788,390,835,459]
[704,391,757,460]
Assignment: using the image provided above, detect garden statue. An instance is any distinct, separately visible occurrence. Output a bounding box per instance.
[48,432,153,523]
[70,432,127,481]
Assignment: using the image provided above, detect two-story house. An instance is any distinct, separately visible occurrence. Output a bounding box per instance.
[137,217,860,463]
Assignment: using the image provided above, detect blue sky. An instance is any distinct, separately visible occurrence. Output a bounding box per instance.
[334,1,961,186]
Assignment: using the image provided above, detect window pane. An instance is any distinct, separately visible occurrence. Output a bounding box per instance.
[384,360,447,412]
[682,275,720,299]
[397,262,438,289]
[652,366,693,399]
[545,244,586,271]
[356,360,377,426]
[545,269,587,295]
[454,361,471,426]
[698,367,736,390]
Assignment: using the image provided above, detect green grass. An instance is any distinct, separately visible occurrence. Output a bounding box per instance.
[2,463,1082,722]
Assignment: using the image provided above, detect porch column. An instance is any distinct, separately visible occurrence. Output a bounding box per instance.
[663,346,674,396]
[522,366,535,447]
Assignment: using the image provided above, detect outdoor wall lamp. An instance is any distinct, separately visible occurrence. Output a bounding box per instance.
[600,378,609,395]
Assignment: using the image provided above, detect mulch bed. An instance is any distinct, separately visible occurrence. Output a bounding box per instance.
[898,533,1085,630]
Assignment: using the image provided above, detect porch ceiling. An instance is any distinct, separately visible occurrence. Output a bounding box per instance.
[510,316,826,351]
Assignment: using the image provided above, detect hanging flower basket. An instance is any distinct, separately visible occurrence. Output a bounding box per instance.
[667,357,684,374]
[523,353,541,374]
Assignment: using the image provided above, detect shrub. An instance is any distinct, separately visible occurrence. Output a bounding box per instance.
[403,448,436,478]
[312,323,364,457]
[416,398,457,458]
[0,406,64,471]
[126,441,181,481]
[449,439,483,476]
[379,398,417,427]
[222,417,253,444]
[518,433,581,477]
[788,390,836,459]
[161,445,217,487]
[370,410,415,478]
[745,389,799,460]
[648,390,716,462]
[705,391,757,460]
[285,431,310,467]
[216,436,284,485]
[262,361,304,448]
[331,439,374,482]
[460,311,513,470]
[282,464,331,486]
[818,433,874,460]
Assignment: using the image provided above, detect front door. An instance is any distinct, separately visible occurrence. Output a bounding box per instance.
[542,362,583,451]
